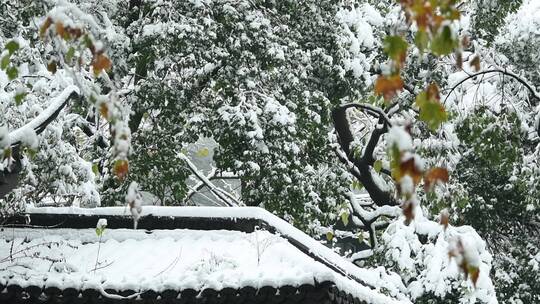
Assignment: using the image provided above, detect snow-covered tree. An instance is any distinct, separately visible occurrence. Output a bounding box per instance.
[1,0,129,211]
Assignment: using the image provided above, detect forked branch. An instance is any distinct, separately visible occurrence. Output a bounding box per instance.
[332,103,398,208]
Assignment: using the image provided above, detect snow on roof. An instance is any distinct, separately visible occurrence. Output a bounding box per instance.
[2,206,410,303]
[2,228,331,291]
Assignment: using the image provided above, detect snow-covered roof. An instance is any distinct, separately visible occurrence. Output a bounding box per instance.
[0,207,409,303]
[2,228,331,291]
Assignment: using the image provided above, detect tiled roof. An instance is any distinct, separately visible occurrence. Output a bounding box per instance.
[0,280,368,303]
[0,207,404,304]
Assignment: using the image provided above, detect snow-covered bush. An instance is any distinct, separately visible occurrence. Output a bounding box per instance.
[495,0,540,85]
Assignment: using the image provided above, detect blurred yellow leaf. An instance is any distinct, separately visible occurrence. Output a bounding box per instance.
[383,35,408,64]
[326,231,334,241]
[415,84,448,130]
[196,147,210,157]
[374,160,383,173]
[341,212,349,226]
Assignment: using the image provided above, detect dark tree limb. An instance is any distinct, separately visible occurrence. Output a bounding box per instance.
[0,147,22,200]
[350,211,376,248]
[77,119,109,149]
[362,117,387,165]
[332,103,398,207]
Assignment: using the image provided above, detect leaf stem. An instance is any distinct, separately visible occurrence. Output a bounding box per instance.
[94,234,102,274]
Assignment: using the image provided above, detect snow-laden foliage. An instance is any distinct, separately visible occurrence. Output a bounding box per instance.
[377,213,496,303]
[495,0,540,85]
[471,0,522,43]
[0,34,98,210]
[1,0,130,211]
[79,0,389,230]
[435,2,540,302]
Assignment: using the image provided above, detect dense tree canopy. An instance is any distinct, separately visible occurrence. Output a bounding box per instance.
[1,0,539,302]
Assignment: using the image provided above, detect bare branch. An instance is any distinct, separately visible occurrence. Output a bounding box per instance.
[443,68,540,106]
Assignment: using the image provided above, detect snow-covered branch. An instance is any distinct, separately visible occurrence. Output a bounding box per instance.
[1,86,80,200]
[177,152,241,207]
[184,167,238,205]
[444,68,540,106]
[9,85,80,146]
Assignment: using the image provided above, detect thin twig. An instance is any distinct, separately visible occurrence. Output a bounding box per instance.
[94,234,102,274]
[444,69,540,106]
[153,248,182,277]
[90,260,114,272]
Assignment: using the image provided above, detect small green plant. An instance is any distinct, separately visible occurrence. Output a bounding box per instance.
[94,218,107,273]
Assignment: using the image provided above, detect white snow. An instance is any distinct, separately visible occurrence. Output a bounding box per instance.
[382,209,498,304]
[0,126,10,149]
[96,218,108,229]
[387,126,413,151]
[335,4,382,83]
[126,182,143,228]
[19,206,410,303]
[8,85,79,144]
[0,228,328,292]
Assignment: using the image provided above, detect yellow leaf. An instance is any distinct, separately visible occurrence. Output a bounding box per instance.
[3,147,12,160]
[326,231,334,241]
[374,160,383,173]
[351,180,364,190]
[341,212,349,226]
[431,25,457,56]
[383,35,408,64]
[196,148,210,157]
[415,85,448,131]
